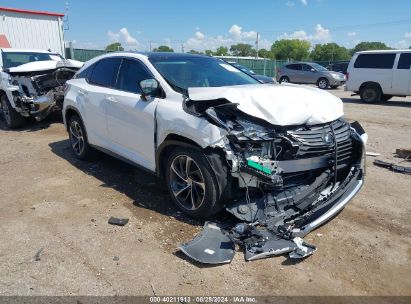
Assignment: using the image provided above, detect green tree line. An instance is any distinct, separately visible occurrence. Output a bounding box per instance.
[106,40,406,61]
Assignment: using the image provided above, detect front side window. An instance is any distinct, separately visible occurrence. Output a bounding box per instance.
[397,53,411,70]
[1,52,63,69]
[302,64,313,71]
[354,53,396,69]
[115,59,152,94]
[89,57,122,88]
[149,55,259,92]
[309,63,328,71]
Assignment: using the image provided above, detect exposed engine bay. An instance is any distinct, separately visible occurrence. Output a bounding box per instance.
[180,96,366,264]
[6,60,82,121]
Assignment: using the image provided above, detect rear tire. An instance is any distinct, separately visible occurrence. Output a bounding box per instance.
[68,114,96,161]
[279,76,290,84]
[165,147,223,219]
[317,78,329,89]
[360,86,381,103]
[1,93,25,129]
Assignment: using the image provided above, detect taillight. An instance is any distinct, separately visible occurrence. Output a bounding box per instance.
[63,83,69,93]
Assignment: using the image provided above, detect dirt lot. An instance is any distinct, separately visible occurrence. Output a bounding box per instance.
[0,87,410,296]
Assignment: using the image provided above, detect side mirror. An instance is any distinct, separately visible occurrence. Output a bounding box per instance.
[310,68,316,72]
[139,78,159,100]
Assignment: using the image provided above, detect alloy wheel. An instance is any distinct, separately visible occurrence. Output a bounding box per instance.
[169,155,206,211]
[69,121,85,155]
[318,79,328,89]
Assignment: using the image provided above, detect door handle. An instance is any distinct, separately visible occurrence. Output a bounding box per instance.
[106,96,118,103]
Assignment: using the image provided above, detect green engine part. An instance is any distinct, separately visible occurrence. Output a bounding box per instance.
[247,159,272,175]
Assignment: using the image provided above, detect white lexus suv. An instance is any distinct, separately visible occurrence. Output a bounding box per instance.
[63,52,366,246]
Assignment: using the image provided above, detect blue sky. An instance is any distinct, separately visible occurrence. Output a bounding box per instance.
[2,0,411,51]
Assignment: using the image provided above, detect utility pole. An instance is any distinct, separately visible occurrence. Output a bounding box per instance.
[255,32,259,59]
[149,41,152,52]
[181,44,185,53]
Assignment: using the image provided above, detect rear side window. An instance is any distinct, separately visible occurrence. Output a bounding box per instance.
[286,64,301,70]
[89,57,122,87]
[75,63,95,80]
[397,53,411,69]
[115,59,152,94]
[354,54,396,69]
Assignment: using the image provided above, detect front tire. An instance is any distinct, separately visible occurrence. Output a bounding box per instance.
[317,78,329,89]
[68,114,96,160]
[1,93,24,129]
[165,147,222,218]
[360,86,381,103]
[279,76,290,84]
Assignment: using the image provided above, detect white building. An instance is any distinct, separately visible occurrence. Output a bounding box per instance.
[0,6,65,55]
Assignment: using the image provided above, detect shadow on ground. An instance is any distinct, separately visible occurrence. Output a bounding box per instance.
[0,111,63,131]
[341,97,411,108]
[48,139,203,227]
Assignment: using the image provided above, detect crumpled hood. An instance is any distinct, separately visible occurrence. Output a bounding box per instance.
[188,84,344,126]
[8,59,83,73]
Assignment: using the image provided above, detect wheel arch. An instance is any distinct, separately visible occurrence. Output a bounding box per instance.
[359,81,383,94]
[155,134,204,178]
[64,106,83,131]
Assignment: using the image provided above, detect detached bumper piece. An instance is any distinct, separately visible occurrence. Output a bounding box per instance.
[179,222,316,264]
[179,222,235,264]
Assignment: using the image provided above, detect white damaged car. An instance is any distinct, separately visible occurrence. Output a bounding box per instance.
[63,52,367,263]
[0,49,83,128]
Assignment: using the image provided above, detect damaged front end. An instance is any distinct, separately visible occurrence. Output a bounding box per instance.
[6,60,81,121]
[180,98,366,264]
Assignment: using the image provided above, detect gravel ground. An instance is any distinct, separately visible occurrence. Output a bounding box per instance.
[0,87,410,296]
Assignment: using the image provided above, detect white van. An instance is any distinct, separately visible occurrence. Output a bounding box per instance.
[346,50,411,103]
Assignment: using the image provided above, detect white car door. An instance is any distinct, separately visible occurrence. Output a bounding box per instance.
[105,58,160,171]
[392,53,411,95]
[80,57,122,147]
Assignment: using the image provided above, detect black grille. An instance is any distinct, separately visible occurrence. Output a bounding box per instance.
[288,119,354,164]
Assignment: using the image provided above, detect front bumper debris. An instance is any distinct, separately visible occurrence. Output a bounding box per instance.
[180,165,364,264]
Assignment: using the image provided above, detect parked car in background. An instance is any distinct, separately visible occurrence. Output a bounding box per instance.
[277,62,346,89]
[346,50,411,103]
[327,61,349,75]
[0,48,83,128]
[227,61,276,83]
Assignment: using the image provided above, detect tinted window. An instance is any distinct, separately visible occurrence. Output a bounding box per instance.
[1,52,63,69]
[286,64,301,70]
[302,64,312,71]
[75,63,95,80]
[397,53,411,69]
[116,59,152,94]
[149,56,259,92]
[89,58,122,87]
[354,54,396,69]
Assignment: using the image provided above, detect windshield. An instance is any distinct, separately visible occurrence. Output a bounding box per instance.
[231,63,256,75]
[149,56,259,92]
[310,63,328,72]
[1,52,63,69]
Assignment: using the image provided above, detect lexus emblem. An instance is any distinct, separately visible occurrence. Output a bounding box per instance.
[322,132,334,145]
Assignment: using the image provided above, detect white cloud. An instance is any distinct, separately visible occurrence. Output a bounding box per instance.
[301,0,308,5]
[395,40,408,49]
[405,32,411,38]
[285,1,295,7]
[279,24,331,42]
[195,31,205,40]
[229,24,257,40]
[313,24,330,41]
[107,27,140,49]
[184,24,261,52]
[347,31,356,37]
